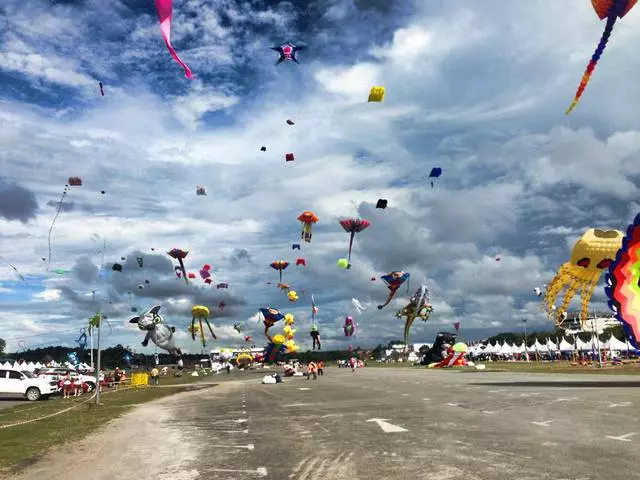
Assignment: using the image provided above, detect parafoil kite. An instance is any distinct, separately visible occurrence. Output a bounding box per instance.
[191,305,217,347]
[344,316,356,337]
[298,211,319,243]
[339,218,370,267]
[428,167,442,188]
[260,146,267,152]
[566,0,637,114]
[168,248,189,285]
[544,228,622,327]
[395,285,433,347]
[155,0,193,79]
[68,177,82,186]
[216,282,228,289]
[376,199,387,209]
[270,260,289,283]
[378,271,410,309]
[292,244,301,250]
[368,86,385,102]
[296,258,306,266]
[286,119,295,125]
[285,153,295,162]
[271,42,304,65]
[606,213,640,347]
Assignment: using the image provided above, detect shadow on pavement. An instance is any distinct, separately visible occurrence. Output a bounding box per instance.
[473,381,640,388]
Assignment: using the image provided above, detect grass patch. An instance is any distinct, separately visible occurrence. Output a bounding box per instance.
[0,374,215,473]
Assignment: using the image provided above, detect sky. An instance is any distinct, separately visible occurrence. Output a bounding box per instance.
[1,0,640,355]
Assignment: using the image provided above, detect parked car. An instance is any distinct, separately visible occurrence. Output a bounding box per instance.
[34,368,98,392]
[0,368,58,401]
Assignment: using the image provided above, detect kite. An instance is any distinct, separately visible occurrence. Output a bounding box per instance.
[376,199,387,209]
[292,244,301,250]
[368,86,385,102]
[271,42,304,65]
[0,257,26,283]
[99,82,104,96]
[428,167,442,188]
[233,322,243,333]
[337,258,349,269]
[286,119,295,125]
[544,228,622,327]
[174,266,182,278]
[54,269,66,275]
[218,301,226,310]
[216,282,228,289]
[285,153,295,162]
[167,248,189,285]
[191,305,217,347]
[566,0,637,114]
[155,0,193,79]
[288,290,299,302]
[344,316,356,337]
[204,278,212,284]
[260,146,267,152]
[244,335,252,343]
[136,257,143,267]
[270,260,289,283]
[112,262,122,271]
[378,271,410,309]
[236,352,253,368]
[75,328,88,350]
[199,264,212,281]
[278,282,290,291]
[298,211,319,243]
[534,287,543,297]
[339,218,370,267]
[68,177,82,186]
[187,272,196,279]
[129,305,184,371]
[352,298,367,314]
[310,324,321,350]
[46,185,69,271]
[606,213,640,348]
[311,294,319,322]
[196,186,206,196]
[431,342,468,368]
[296,258,306,266]
[396,285,433,347]
[259,307,285,334]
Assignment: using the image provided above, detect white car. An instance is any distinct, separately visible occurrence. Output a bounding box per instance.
[0,368,58,401]
[35,368,98,392]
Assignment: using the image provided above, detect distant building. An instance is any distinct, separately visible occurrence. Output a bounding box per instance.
[562,312,620,335]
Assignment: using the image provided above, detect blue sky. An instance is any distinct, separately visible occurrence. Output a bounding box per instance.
[1,0,640,354]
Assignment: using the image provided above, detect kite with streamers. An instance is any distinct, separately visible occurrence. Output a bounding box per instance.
[339,218,370,267]
[566,0,637,114]
[378,271,410,309]
[0,256,26,283]
[297,211,319,243]
[168,248,189,286]
[396,285,433,347]
[606,213,640,347]
[545,228,622,327]
[270,260,289,283]
[311,294,319,322]
[352,298,367,314]
[155,0,193,78]
[191,305,217,347]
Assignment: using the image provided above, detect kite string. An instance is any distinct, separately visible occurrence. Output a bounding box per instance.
[47,188,68,271]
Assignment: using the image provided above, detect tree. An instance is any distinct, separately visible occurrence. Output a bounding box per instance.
[0,338,5,354]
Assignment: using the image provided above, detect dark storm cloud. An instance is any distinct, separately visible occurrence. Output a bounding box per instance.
[228,248,252,265]
[0,179,38,223]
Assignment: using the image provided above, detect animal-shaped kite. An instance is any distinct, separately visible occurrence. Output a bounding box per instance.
[566,0,637,114]
[129,305,184,371]
[352,298,367,314]
[191,305,217,347]
[288,290,299,302]
[378,271,410,309]
[270,260,289,283]
[233,322,243,333]
[339,218,370,267]
[544,228,622,327]
[606,213,640,347]
[155,0,193,78]
[396,285,433,347]
[168,248,189,285]
[344,316,356,337]
[271,42,304,65]
[298,211,319,243]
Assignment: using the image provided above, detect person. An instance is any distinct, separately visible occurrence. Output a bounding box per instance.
[349,357,356,372]
[150,367,159,386]
[113,367,122,390]
[62,372,72,399]
[73,375,83,397]
[317,360,324,376]
[307,361,317,380]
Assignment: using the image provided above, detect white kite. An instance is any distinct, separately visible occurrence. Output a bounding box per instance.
[352,298,367,314]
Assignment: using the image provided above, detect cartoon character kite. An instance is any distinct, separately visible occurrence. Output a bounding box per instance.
[270,260,289,283]
[545,228,622,327]
[310,324,321,350]
[396,285,433,347]
[298,211,319,243]
[191,305,217,347]
[339,218,370,267]
[271,42,304,65]
[343,316,356,337]
[168,248,189,285]
[566,0,637,114]
[378,271,410,309]
[607,213,640,347]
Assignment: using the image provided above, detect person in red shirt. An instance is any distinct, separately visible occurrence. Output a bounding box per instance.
[317,361,324,376]
[307,361,317,380]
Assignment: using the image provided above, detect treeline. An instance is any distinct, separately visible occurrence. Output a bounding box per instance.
[486,324,626,345]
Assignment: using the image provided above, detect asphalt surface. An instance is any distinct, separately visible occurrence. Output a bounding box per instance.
[151,367,640,479]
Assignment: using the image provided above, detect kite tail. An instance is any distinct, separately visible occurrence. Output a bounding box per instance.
[47,188,68,271]
[198,317,205,347]
[348,232,355,262]
[377,289,398,310]
[179,258,188,286]
[191,316,196,341]
[205,318,217,340]
[155,0,194,79]
[566,14,617,115]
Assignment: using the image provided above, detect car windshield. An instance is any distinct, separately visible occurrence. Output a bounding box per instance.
[20,371,36,378]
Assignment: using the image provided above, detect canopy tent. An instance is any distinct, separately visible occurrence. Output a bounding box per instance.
[546,339,558,351]
[603,335,629,352]
[558,337,575,352]
[498,341,513,355]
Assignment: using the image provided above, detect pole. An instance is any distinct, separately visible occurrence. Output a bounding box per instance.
[522,318,529,362]
[95,239,106,406]
[90,291,95,373]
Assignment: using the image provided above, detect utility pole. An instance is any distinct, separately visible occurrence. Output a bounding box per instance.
[95,238,106,406]
[522,317,529,362]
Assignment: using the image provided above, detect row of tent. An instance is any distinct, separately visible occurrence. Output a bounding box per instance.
[1,361,91,371]
[469,334,637,356]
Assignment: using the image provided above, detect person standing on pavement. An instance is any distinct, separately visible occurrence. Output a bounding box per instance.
[307,361,318,380]
[150,367,159,386]
[317,360,324,376]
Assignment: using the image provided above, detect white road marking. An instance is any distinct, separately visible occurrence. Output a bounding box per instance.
[284,403,317,407]
[366,418,408,433]
[454,440,472,446]
[542,442,558,447]
[446,403,460,407]
[608,402,632,408]
[606,432,637,442]
[220,429,249,434]
[298,388,311,391]
[210,419,247,425]
[488,389,507,393]
[531,420,554,427]
[553,397,578,402]
[482,411,499,415]
[208,443,255,450]
[207,467,267,477]
[401,394,410,397]
[422,398,431,401]
[321,413,344,418]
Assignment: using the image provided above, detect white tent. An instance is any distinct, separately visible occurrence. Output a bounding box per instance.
[1,361,12,369]
[512,343,523,354]
[546,339,558,351]
[558,337,575,351]
[498,341,513,355]
[604,335,628,352]
[576,337,590,351]
[34,362,43,369]
[534,339,548,353]
[526,343,536,353]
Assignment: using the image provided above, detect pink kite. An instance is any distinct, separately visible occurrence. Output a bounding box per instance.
[155,0,193,79]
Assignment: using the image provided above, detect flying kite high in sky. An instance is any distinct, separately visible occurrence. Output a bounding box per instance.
[155,0,193,78]
[339,218,370,267]
[270,260,289,283]
[566,0,637,114]
[544,228,622,327]
[343,316,356,337]
[167,248,189,286]
[297,211,319,243]
[271,42,304,65]
[191,305,216,347]
[428,167,442,188]
[368,86,385,102]
[606,213,640,348]
[378,271,410,309]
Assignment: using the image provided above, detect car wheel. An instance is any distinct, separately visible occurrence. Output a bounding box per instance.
[85,382,95,392]
[26,387,41,401]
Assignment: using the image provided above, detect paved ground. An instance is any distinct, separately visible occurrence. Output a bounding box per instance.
[10,367,640,479]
